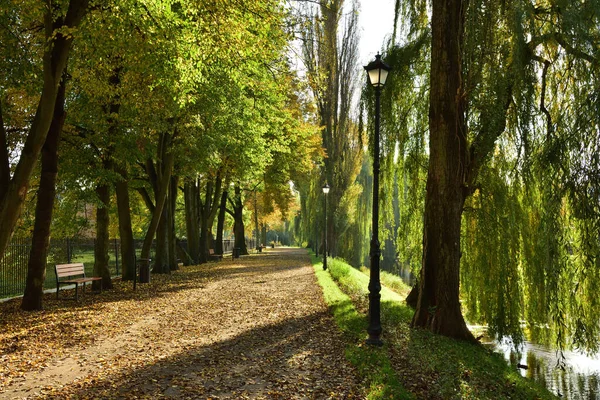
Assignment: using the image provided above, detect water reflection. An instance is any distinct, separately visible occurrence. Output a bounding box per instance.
[489,339,600,399]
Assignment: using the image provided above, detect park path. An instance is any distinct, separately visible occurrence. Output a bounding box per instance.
[0,247,363,399]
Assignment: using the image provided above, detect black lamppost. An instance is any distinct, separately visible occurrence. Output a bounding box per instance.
[322,183,330,270]
[364,53,390,346]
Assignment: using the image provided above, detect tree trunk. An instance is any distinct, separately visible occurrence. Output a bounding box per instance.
[21,74,67,311]
[0,0,89,260]
[94,169,113,290]
[176,239,190,265]
[207,175,222,249]
[198,179,213,264]
[141,131,175,261]
[169,176,179,270]
[183,180,200,264]
[115,164,136,280]
[106,65,136,281]
[0,101,9,201]
[411,0,475,342]
[154,206,170,273]
[230,185,248,255]
[199,174,222,262]
[215,189,228,255]
[405,282,419,309]
[253,192,260,249]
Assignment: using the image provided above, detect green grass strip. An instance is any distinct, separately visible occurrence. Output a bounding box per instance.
[310,253,413,399]
[316,254,556,400]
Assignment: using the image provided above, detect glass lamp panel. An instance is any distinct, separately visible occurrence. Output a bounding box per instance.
[368,69,381,86]
[378,69,389,86]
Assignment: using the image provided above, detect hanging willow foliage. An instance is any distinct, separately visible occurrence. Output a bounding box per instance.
[388,0,600,352]
[358,29,431,276]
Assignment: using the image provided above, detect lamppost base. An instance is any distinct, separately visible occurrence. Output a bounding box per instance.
[366,335,383,346]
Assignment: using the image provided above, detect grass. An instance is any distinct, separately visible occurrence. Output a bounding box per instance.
[359,265,412,297]
[310,253,413,399]
[312,253,558,400]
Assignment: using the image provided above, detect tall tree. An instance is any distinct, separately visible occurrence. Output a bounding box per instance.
[140,129,176,271]
[183,179,201,264]
[114,163,136,280]
[299,0,363,259]
[393,0,600,350]
[0,0,89,260]
[215,183,229,255]
[411,0,475,341]
[228,184,249,255]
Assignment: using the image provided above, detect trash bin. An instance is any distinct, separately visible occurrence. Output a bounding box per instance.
[138,258,151,284]
[233,248,241,258]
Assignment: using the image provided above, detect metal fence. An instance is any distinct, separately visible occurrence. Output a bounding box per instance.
[0,237,254,300]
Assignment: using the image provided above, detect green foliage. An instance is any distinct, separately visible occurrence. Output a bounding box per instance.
[388,0,600,353]
[462,163,525,346]
[295,0,365,259]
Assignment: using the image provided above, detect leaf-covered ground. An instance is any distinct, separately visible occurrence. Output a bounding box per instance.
[0,248,363,399]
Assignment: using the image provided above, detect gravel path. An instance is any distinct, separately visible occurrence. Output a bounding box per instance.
[0,247,363,399]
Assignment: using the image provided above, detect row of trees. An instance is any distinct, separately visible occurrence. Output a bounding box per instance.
[3,0,599,355]
[1,0,321,311]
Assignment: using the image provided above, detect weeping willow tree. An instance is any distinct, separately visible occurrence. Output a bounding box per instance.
[387,0,600,349]
[460,0,600,352]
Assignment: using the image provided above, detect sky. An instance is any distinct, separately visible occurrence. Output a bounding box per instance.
[357,0,397,66]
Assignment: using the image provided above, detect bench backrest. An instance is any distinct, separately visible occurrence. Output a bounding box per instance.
[55,263,86,279]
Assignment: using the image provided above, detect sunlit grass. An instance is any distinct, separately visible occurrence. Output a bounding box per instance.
[310,253,413,399]
[314,252,557,400]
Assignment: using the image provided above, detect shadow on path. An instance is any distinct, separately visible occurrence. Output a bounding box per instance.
[1,247,363,399]
[57,311,362,399]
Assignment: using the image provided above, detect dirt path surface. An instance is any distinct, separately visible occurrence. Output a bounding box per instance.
[0,248,363,399]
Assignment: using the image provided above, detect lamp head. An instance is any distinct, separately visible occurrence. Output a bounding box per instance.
[364,53,391,88]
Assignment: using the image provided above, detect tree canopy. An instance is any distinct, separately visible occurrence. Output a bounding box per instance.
[2,0,600,357]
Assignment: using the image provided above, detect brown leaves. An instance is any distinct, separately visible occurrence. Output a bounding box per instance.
[0,249,363,399]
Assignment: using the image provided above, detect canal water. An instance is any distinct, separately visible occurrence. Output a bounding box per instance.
[393,263,600,399]
[489,339,600,399]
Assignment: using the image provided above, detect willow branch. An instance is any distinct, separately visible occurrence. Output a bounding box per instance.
[540,60,553,140]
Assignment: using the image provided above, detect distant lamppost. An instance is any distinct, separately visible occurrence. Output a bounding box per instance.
[322,183,330,270]
[364,53,390,346]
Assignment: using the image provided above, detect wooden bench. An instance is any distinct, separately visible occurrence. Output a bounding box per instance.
[55,263,102,301]
[208,249,223,261]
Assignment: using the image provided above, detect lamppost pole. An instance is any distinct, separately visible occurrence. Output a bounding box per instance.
[364,53,390,346]
[322,183,330,270]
